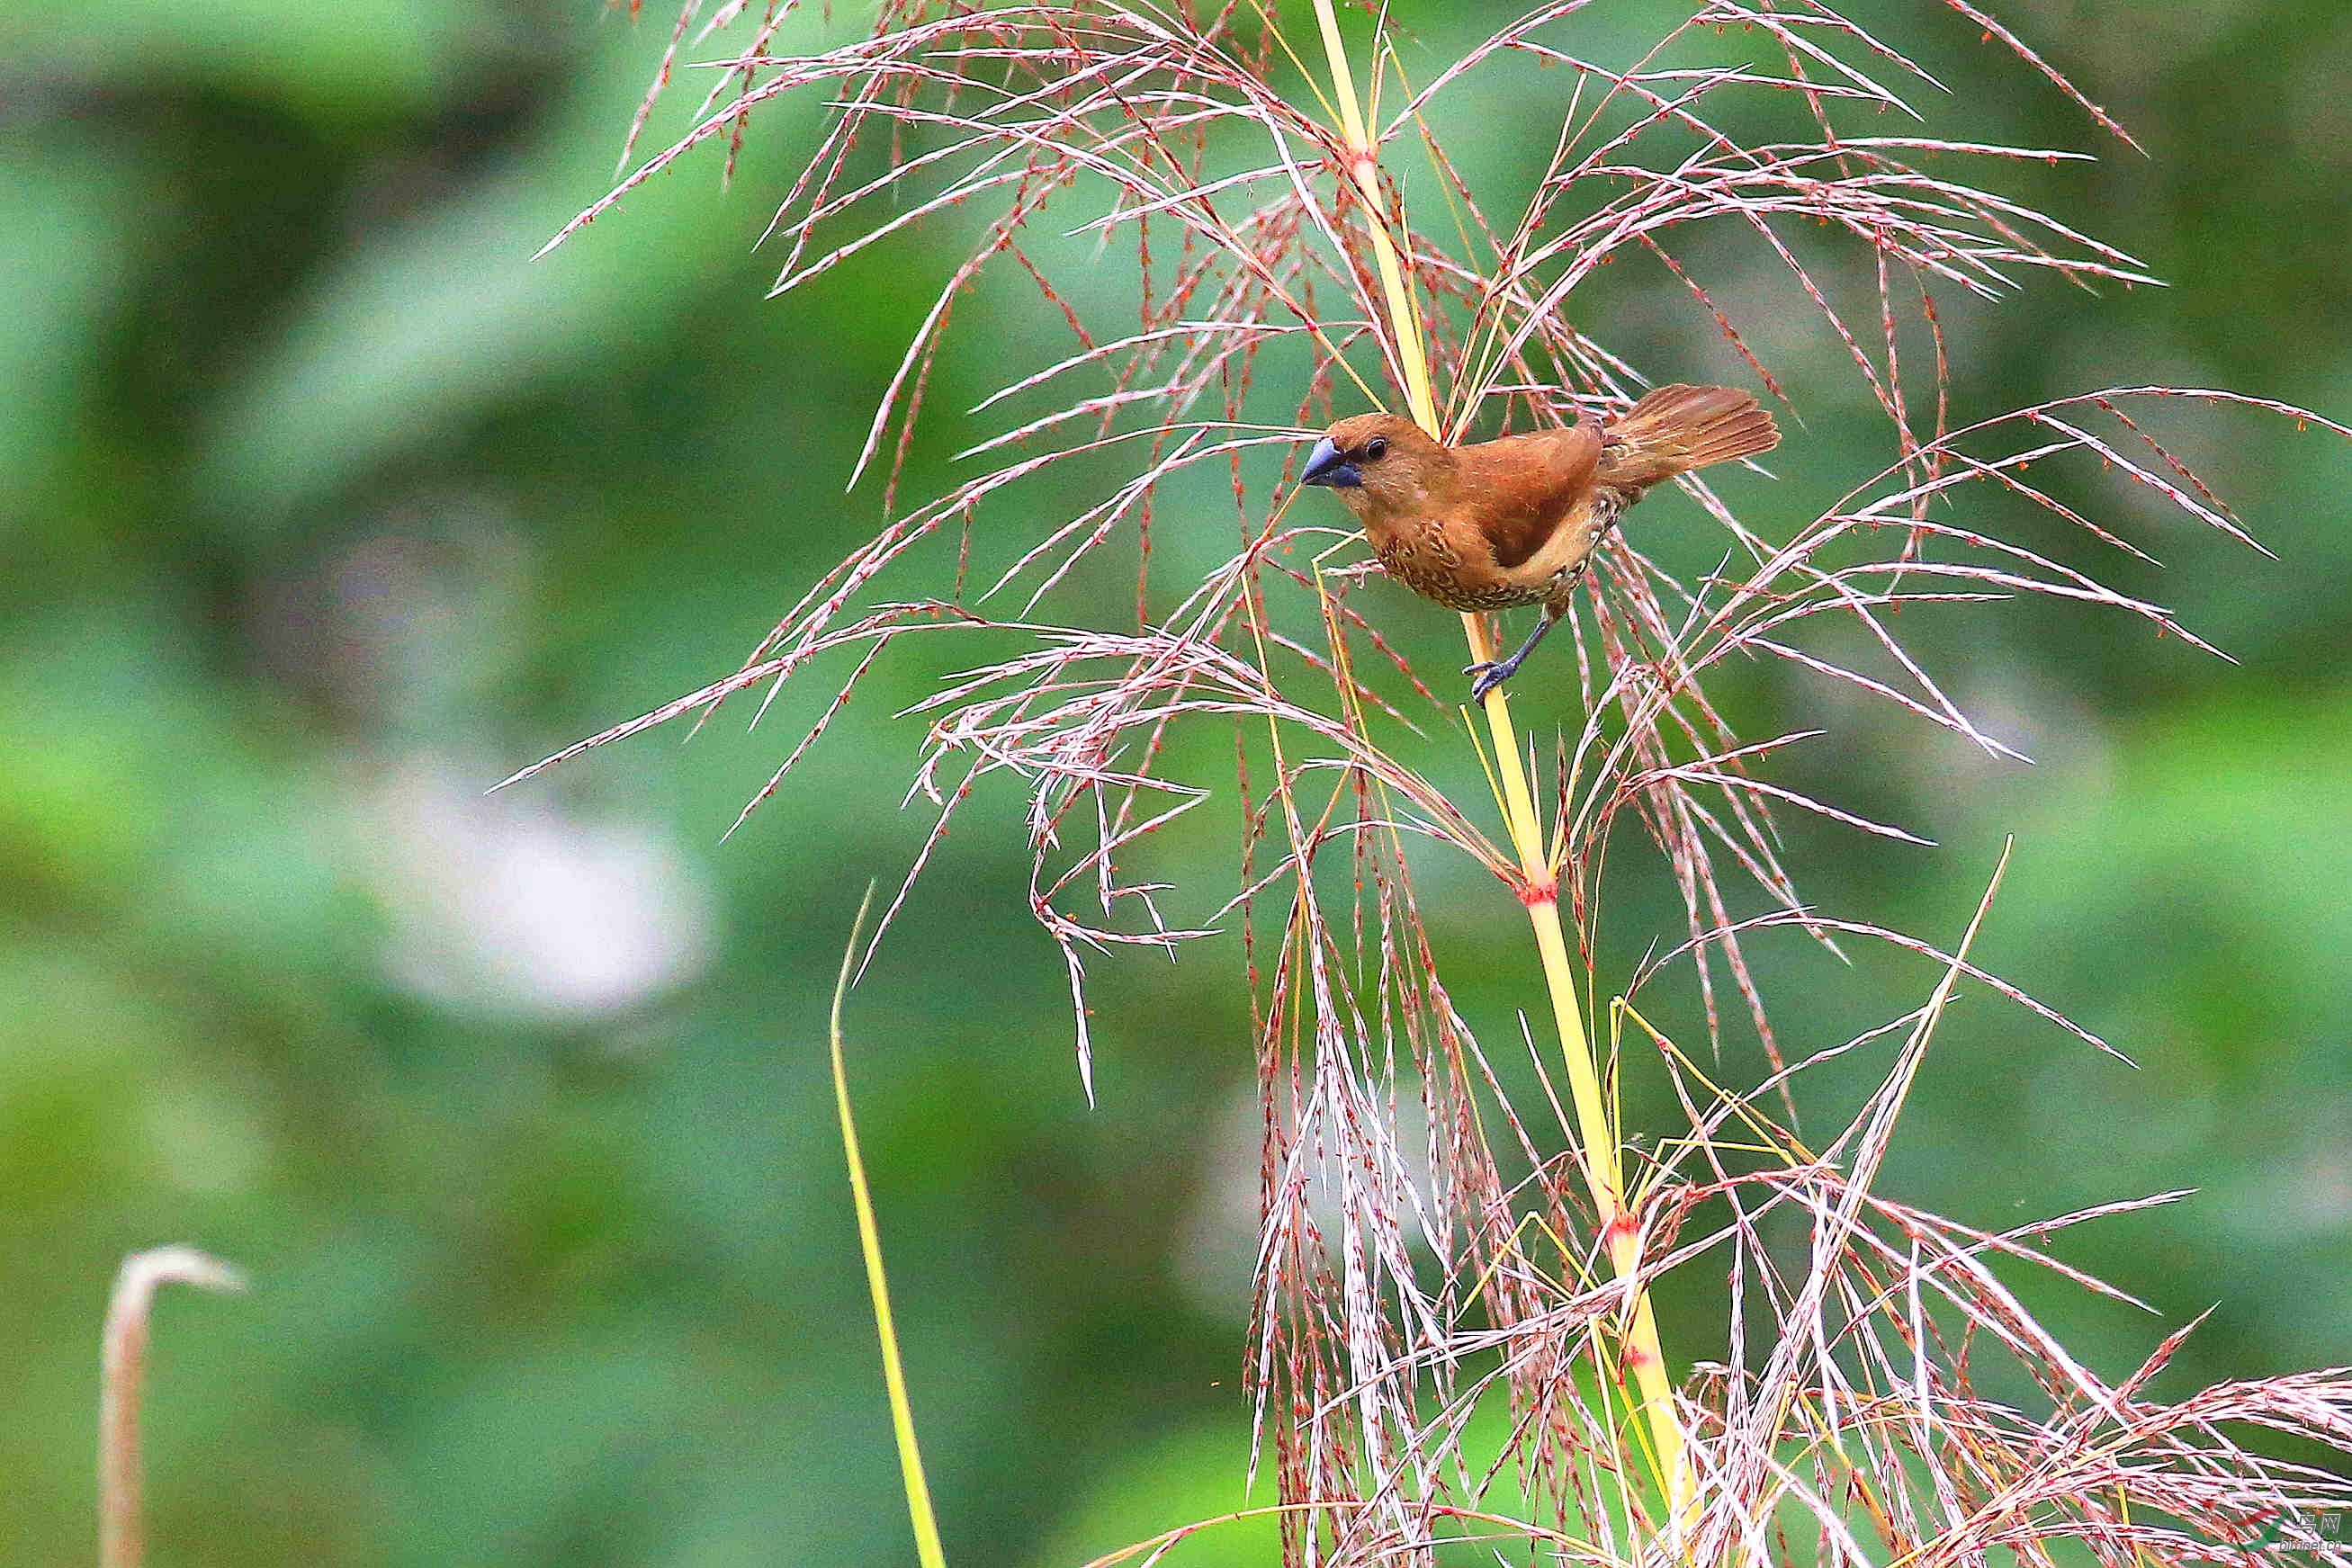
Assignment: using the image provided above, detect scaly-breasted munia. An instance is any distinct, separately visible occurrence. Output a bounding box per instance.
[1300,385,1779,698]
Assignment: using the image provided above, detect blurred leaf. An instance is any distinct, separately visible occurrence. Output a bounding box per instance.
[3,0,503,121]
[192,19,825,529]
[0,141,148,518]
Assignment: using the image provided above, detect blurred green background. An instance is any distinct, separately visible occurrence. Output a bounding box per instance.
[4,0,2349,1563]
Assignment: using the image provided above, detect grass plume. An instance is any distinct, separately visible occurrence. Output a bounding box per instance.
[516,3,2352,1563]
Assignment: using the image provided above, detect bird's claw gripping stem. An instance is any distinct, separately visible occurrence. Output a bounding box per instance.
[1465,655,1522,702]
[1466,612,1560,703]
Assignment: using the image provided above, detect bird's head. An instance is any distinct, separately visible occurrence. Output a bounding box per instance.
[1299,414,1451,525]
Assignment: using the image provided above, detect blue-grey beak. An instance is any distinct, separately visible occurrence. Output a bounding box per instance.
[1300,436,1361,488]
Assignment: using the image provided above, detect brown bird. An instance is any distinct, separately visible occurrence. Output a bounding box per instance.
[1299,385,1779,699]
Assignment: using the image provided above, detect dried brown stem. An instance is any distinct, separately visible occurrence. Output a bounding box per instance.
[99,1246,244,1568]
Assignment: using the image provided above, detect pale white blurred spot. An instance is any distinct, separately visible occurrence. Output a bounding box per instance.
[2029,1027,2218,1171]
[1171,1084,1263,1318]
[1171,1078,1441,1321]
[371,757,716,1020]
[2231,1110,2352,1241]
[2276,1147,2352,1234]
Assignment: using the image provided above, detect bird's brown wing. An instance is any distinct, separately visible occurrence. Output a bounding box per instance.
[1451,423,1603,569]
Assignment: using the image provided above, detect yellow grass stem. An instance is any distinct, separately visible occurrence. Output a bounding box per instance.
[1305,0,1694,1527]
[830,883,949,1568]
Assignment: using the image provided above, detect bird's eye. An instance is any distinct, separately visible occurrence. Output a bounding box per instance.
[1363,436,1388,461]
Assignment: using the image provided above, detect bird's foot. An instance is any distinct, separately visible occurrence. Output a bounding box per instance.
[1467,611,1560,702]
[1464,655,1523,703]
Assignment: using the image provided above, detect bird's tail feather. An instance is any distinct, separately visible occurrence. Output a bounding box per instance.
[1602,383,1779,488]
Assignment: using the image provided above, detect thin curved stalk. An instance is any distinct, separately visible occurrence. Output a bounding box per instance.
[830,884,949,1568]
[100,1247,244,1568]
